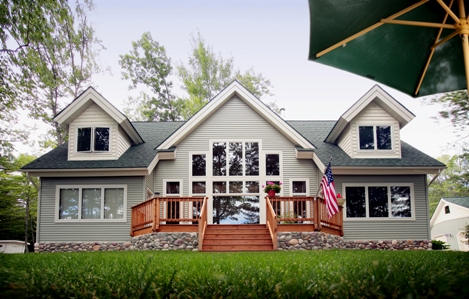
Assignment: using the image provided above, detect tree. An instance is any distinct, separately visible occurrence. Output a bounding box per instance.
[0,154,38,251]
[119,32,183,122]
[1,0,68,155]
[177,32,274,119]
[21,0,103,148]
[428,154,469,216]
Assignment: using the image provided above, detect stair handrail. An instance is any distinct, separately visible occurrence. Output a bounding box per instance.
[198,197,208,251]
[265,196,278,250]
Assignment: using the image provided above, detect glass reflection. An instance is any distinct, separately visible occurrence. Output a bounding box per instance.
[212,196,259,224]
[213,142,226,176]
[346,186,366,217]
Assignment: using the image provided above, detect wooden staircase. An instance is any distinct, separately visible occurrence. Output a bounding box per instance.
[202,224,274,252]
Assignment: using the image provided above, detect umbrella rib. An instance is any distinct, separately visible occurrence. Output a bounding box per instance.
[315,0,429,58]
[380,19,454,29]
[436,0,460,23]
[416,0,455,95]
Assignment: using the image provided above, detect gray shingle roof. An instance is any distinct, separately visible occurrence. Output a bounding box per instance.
[22,119,444,170]
[22,122,184,170]
[288,120,445,168]
[443,197,469,209]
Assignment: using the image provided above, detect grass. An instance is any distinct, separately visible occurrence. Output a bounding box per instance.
[1,250,469,298]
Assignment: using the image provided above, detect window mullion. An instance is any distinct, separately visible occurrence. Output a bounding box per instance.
[365,186,370,217]
[101,188,105,220]
[387,186,392,218]
[78,188,83,219]
[373,126,377,150]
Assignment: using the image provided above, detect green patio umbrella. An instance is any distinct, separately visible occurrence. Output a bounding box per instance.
[309,0,469,97]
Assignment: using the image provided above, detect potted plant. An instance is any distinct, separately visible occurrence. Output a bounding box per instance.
[263,181,282,197]
[336,193,345,206]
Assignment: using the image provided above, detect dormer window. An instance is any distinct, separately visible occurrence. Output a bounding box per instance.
[359,126,391,150]
[77,127,110,152]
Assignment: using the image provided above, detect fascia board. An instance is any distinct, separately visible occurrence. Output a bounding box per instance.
[54,88,143,144]
[158,81,315,150]
[327,85,416,143]
[24,168,150,177]
[332,166,446,175]
[430,198,448,227]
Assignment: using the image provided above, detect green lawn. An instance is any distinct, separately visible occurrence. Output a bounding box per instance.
[1,250,468,298]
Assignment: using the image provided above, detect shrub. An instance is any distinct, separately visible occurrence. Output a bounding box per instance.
[431,239,449,250]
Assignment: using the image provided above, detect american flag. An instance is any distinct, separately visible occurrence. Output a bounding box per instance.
[321,162,339,218]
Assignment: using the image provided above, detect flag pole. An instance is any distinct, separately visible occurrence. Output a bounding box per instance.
[315,157,333,200]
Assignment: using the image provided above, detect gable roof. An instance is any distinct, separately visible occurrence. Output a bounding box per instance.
[442,197,469,209]
[325,85,415,143]
[54,87,144,144]
[157,81,316,150]
[430,197,469,227]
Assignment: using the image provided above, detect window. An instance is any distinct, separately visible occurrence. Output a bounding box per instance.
[57,186,126,221]
[192,182,206,194]
[192,154,206,176]
[212,142,260,176]
[359,126,391,150]
[266,154,280,175]
[292,180,307,195]
[77,127,110,152]
[445,206,450,214]
[344,184,412,218]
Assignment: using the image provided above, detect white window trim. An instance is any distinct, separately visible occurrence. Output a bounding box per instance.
[163,180,183,196]
[55,185,127,222]
[342,183,415,220]
[76,126,111,153]
[356,123,394,152]
[189,151,208,177]
[290,178,310,196]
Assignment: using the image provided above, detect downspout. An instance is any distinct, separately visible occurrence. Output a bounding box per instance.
[427,169,443,187]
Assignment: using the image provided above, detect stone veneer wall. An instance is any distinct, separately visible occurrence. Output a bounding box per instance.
[278,232,432,250]
[35,232,199,253]
[34,232,431,253]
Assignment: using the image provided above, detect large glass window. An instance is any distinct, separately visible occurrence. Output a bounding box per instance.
[229,142,243,176]
[245,142,259,176]
[345,185,412,218]
[213,142,227,176]
[359,126,391,150]
[213,196,259,224]
[266,154,280,175]
[192,182,206,194]
[57,186,125,221]
[192,154,206,176]
[77,127,110,152]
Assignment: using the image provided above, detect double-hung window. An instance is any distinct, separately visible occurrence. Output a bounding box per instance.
[57,185,126,221]
[77,127,110,152]
[359,125,392,150]
[344,184,413,219]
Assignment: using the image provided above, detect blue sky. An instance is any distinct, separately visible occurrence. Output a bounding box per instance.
[83,0,459,158]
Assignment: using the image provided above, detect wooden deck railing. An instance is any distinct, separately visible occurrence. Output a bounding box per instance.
[265,197,278,250]
[198,197,208,251]
[130,197,207,237]
[268,196,343,236]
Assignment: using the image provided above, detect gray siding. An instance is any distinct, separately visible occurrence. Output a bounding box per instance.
[153,96,319,197]
[38,176,145,242]
[335,175,430,240]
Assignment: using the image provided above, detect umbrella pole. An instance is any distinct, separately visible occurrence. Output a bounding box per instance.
[458,0,469,93]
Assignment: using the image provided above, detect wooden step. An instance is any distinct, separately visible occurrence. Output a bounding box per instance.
[203,244,274,252]
[202,224,274,252]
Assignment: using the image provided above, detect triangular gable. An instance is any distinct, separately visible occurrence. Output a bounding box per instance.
[54,87,144,144]
[157,81,315,150]
[325,85,415,143]
[430,197,469,227]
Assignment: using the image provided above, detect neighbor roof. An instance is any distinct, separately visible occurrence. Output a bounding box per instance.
[442,197,469,209]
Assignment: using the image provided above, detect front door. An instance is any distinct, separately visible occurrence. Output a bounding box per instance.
[212,196,260,224]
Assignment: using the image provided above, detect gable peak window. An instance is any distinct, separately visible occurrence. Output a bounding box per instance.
[77,127,110,152]
[359,125,391,150]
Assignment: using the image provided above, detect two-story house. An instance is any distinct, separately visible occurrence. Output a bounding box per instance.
[22,82,445,251]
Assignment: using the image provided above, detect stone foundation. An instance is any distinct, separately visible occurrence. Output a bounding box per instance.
[35,232,431,252]
[278,232,432,250]
[35,232,199,253]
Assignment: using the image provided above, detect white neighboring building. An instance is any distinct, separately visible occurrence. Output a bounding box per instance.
[430,197,469,251]
[0,240,29,253]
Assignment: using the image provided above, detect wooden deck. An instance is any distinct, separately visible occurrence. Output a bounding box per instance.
[130,196,343,252]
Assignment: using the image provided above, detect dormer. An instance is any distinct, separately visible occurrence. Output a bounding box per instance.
[325,85,415,159]
[54,87,144,161]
